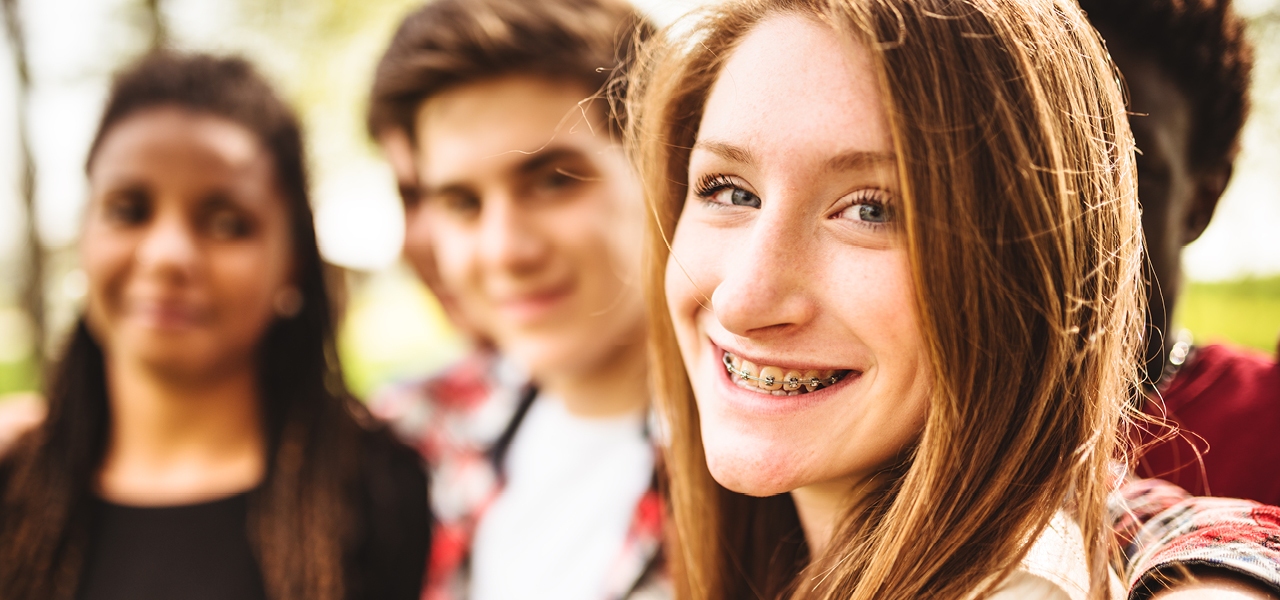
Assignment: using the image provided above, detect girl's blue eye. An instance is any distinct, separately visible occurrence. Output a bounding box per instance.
[834,189,894,225]
[713,187,761,208]
[694,174,761,209]
[853,203,889,223]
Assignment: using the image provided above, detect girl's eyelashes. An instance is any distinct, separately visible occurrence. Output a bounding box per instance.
[693,173,761,209]
[832,188,895,228]
[692,173,895,229]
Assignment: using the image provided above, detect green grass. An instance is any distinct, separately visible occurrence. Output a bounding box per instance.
[1175,275,1280,353]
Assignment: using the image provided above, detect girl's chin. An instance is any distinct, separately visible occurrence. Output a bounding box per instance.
[708,468,801,498]
[702,442,807,498]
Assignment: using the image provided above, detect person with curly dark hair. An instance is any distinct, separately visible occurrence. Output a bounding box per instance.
[1078,0,1280,507]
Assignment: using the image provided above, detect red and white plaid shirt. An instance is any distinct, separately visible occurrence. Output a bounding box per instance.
[1111,476,1280,597]
[372,351,667,600]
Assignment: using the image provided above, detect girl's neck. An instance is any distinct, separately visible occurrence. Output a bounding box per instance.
[792,476,874,559]
[539,335,649,419]
[97,356,266,505]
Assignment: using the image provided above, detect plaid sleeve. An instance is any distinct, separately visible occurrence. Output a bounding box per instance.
[1110,477,1280,599]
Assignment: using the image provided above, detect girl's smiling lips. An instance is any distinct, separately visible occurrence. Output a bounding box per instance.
[125,297,213,330]
[705,339,864,417]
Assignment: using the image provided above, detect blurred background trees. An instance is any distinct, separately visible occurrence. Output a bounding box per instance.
[1,0,1278,401]
[2,0,43,392]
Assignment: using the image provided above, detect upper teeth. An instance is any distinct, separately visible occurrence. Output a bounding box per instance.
[722,352,842,394]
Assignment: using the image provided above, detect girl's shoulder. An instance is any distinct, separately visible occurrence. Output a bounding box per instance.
[347,423,430,600]
[353,420,429,517]
[991,512,1124,600]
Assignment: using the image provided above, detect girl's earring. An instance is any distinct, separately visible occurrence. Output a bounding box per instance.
[273,286,304,318]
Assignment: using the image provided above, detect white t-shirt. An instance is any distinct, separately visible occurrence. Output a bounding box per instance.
[470,394,654,600]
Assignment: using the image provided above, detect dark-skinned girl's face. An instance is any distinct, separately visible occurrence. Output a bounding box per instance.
[82,107,295,381]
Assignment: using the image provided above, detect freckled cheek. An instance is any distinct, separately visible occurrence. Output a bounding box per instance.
[664,227,719,355]
[873,307,932,407]
[828,251,925,374]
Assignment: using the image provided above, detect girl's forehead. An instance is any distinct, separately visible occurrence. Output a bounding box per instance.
[89,111,286,213]
[95,108,264,168]
[695,13,892,163]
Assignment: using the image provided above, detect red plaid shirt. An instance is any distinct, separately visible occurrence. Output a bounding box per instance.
[373,351,1280,600]
[1111,476,1280,598]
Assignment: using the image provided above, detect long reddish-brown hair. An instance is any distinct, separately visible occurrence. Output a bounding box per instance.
[628,1,1144,598]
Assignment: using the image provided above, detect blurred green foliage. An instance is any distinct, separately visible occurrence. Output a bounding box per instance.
[0,353,37,397]
[336,267,467,400]
[1176,275,1280,353]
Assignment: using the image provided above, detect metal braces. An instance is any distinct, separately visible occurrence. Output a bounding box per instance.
[722,353,841,390]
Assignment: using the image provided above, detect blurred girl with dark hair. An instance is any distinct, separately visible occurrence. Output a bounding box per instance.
[0,52,428,600]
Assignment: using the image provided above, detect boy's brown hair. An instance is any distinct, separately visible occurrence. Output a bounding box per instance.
[368,0,653,141]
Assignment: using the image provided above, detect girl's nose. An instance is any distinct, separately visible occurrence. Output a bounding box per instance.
[710,205,817,337]
[134,212,200,281]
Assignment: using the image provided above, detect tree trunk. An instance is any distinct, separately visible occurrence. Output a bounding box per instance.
[2,0,45,370]
[143,0,167,50]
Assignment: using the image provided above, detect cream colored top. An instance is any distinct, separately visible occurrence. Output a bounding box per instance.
[989,512,1124,600]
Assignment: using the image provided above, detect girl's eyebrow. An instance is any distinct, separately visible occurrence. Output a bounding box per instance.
[694,139,895,174]
[692,139,757,165]
[825,150,896,173]
[198,192,239,210]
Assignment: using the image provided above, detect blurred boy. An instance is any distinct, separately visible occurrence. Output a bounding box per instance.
[1080,0,1280,505]
[366,1,662,599]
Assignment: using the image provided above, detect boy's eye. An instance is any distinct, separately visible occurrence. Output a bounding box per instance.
[440,191,481,217]
[528,164,593,200]
[398,183,423,210]
[536,170,575,191]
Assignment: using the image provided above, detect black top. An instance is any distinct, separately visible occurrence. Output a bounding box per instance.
[79,492,267,600]
[70,430,430,600]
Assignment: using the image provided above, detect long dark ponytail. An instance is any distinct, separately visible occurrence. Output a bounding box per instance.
[0,52,368,600]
